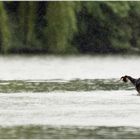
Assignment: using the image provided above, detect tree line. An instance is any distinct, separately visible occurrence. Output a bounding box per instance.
[0,1,140,54]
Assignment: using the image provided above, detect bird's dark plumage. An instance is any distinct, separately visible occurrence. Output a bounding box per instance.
[121,75,140,94]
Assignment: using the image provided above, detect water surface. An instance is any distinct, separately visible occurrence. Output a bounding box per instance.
[0,55,139,80]
[0,55,140,138]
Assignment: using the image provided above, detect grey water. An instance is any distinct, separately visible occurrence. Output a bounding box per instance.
[0,55,140,139]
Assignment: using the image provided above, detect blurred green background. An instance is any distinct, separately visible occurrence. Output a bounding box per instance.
[0,1,140,54]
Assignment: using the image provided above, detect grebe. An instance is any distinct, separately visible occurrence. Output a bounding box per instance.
[121,75,140,94]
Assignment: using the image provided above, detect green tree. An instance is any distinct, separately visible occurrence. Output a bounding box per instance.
[75,1,132,53]
[128,2,140,51]
[104,2,131,50]
[0,1,11,53]
[27,2,37,46]
[18,1,37,48]
[0,1,139,54]
[45,1,78,54]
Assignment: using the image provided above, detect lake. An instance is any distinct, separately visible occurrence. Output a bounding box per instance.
[0,55,140,138]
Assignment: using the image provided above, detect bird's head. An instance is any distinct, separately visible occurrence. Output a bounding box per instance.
[120,75,128,83]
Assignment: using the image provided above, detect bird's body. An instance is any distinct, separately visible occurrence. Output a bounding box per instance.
[121,75,140,94]
[135,78,140,93]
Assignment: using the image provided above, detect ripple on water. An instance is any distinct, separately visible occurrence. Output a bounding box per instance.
[0,90,139,127]
[1,125,140,139]
[0,79,133,93]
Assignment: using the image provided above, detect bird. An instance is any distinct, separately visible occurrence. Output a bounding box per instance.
[120,75,140,94]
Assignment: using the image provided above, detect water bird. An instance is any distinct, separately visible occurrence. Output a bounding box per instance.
[120,75,140,94]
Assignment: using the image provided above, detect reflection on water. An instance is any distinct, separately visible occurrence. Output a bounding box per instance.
[1,125,140,139]
[0,79,133,93]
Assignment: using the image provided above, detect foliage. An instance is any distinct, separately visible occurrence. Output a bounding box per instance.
[0,1,140,54]
[74,1,133,53]
[0,2,11,53]
[45,1,78,54]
